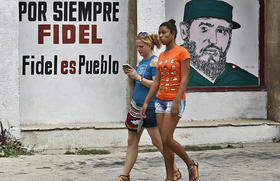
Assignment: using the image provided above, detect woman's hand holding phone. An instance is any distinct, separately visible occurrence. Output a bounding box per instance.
[122,63,132,70]
[122,63,139,80]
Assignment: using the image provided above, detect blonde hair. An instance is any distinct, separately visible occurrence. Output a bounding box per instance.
[136,33,162,50]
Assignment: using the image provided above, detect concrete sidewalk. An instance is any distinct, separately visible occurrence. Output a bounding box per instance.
[0,142,279,181]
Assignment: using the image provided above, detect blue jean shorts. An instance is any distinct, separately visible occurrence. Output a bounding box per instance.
[155,98,186,117]
[142,108,157,128]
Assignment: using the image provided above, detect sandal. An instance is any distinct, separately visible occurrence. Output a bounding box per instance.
[174,168,182,181]
[115,175,130,181]
[188,160,199,181]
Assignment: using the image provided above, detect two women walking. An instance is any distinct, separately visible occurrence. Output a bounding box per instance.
[116,19,199,181]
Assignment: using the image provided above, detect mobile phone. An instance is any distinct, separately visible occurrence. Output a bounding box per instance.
[122,63,132,69]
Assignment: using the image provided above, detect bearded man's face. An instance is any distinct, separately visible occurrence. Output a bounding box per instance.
[183,18,232,80]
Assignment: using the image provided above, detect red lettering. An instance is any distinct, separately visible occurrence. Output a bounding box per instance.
[53,24,59,44]
[92,25,102,44]
[62,25,75,44]
[38,24,51,44]
[37,24,102,44]
[61,61,68,74]
[79,25,90,44]
[69,61,76,74]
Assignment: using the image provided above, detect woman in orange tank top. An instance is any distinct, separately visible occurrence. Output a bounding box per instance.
[141,19,199,181]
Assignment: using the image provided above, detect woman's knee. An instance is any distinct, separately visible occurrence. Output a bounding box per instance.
[151,137,162,148]
[161,135,173,147]
[127,133,140,148]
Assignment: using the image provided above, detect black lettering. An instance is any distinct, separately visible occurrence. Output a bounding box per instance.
[112,61,119,74]
[64,1,68,21]
[31,55,35,75]
[54,55,58,74]
[19,2,27,21]
[93,2,102,21]
[38,2,47,21]
[93,60,99,74]
[35,56,44,74]
[101,55,107,74]
[103,2,112,22]
[85,61,92,74]
[78,2,92,21]
[28,2,37,21]
[45,61,52,75]
[53,2,63,21]
[79,55,85,74]
[108,55,112,74]
[69,1,77,21]
[113,2,119,21]
[22,55,30,75]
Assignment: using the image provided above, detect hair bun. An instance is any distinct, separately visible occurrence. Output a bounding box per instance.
[168,19,176,24]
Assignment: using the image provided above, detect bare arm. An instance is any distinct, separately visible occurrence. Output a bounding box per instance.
[171,59,190,115]
[127,75,135,90]
[124,67,154,88]
[140,71,161,118]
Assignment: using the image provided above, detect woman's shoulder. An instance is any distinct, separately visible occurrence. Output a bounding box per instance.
[150,56,158,67]
[175,45,190,59]
[176,45,189,53]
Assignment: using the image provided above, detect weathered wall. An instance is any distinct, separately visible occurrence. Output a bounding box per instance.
[265,0,280,122]
[183,91,267,120]
[137,0,165,56]
[0,0,20,138]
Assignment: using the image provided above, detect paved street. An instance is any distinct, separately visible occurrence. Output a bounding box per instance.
[0,142,280,181]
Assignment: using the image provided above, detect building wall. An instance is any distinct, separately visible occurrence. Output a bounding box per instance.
[265,0,280,122]
[0,0,279,142]
[0,0,20,138]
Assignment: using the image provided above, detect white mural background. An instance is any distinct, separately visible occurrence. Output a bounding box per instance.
[19,0,128,124]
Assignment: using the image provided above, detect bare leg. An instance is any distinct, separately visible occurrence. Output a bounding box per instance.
[157,113,198,181]
[115,129,143,181]
[146,126,180,180]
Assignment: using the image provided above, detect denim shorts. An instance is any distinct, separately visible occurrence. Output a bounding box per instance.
[155,98,186,117]
[142,108,157,128]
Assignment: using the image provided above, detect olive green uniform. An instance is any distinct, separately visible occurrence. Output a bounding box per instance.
[188,63,258,87]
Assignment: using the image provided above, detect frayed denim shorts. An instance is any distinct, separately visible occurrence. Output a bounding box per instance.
[155,98,186,117]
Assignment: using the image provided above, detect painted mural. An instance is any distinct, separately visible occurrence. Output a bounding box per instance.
[18,0,128,124]
[167,0,262,88]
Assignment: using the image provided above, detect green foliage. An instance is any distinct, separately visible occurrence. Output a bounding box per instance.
[64,150,76,155]
[0,121,33,157]
[139,148,158,153]
[184,144,243,151]
[184,145,223,151]
[64,149,110,155]
[77,149,110,155]
[138,144,243,153]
